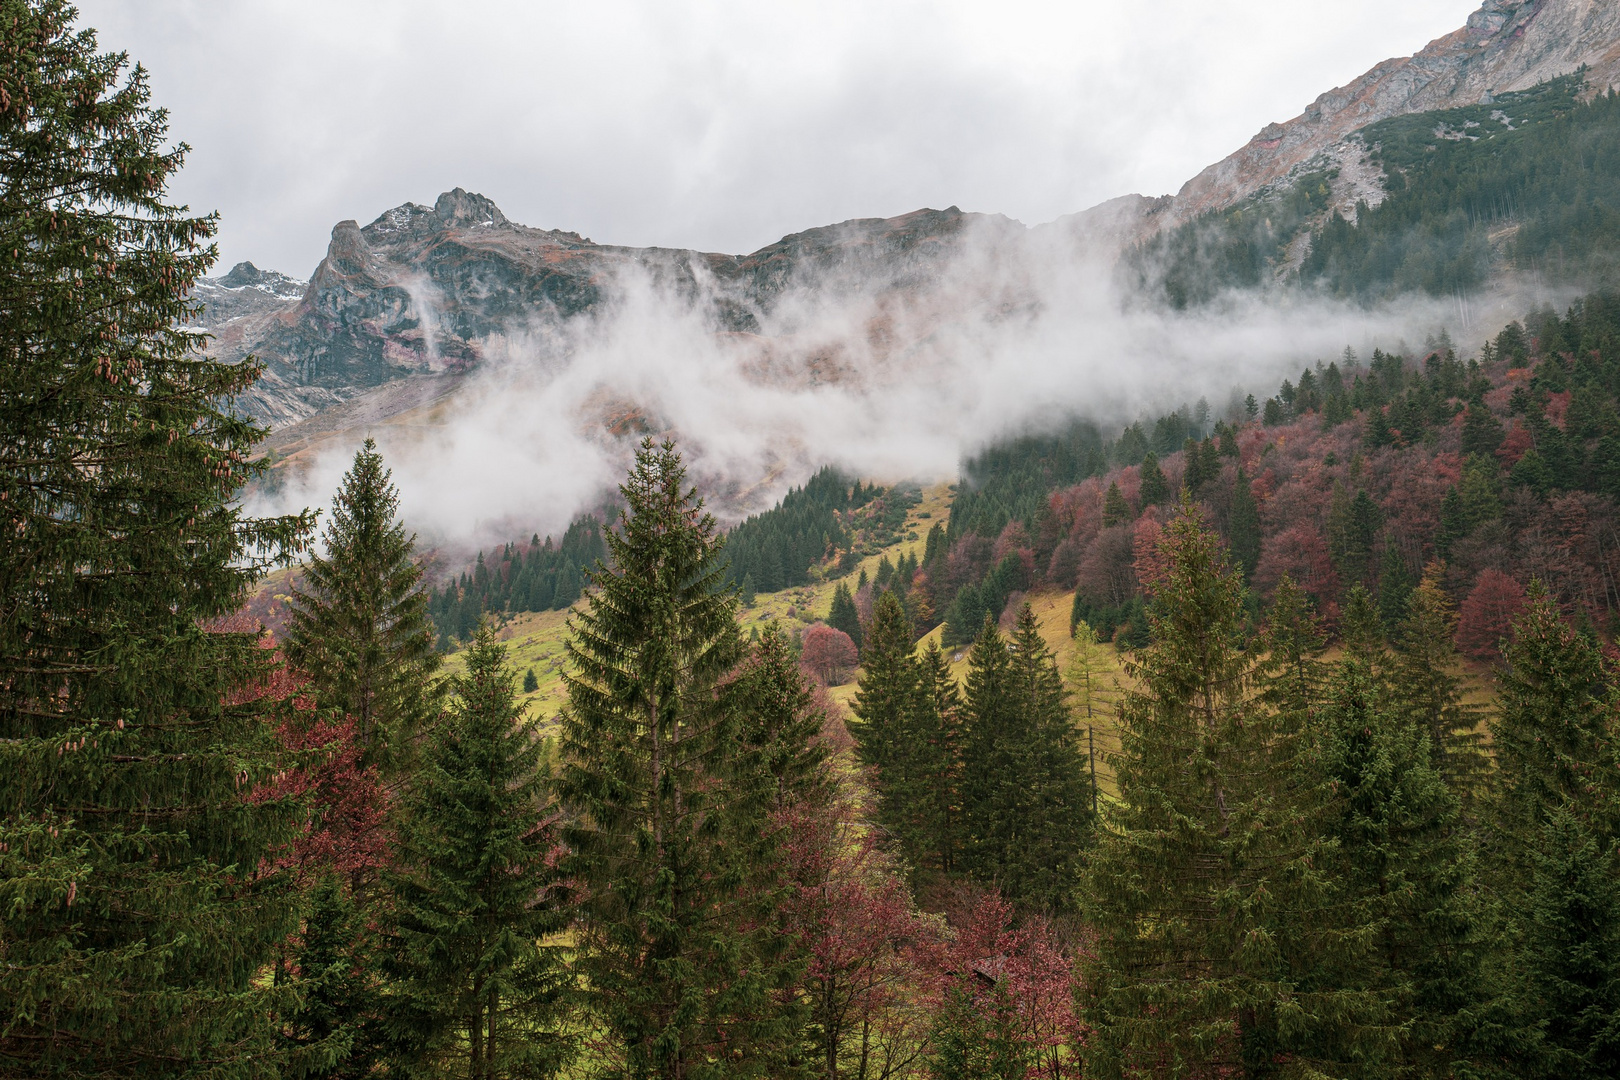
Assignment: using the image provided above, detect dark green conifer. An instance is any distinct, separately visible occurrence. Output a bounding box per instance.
[1138,451,1170,506]
[1181,437,1206,494]
[850,592,930,871]
[918,640,964,875]
[1366,404,1395,448]
[1521,807,1620,1080]
[1393,564,1486,801]
[557,439,803,1077]
[1317,644,1486,1076]
[733,622,830,813]
[285,876,390,1079]
[0,6,314,1072]
[1082,500,1368,1077]
[1227,466,1261,581]
[957,608,1092,911]
[1489,585,1620,1075]
[386,624,572,1078]
[1327,484,1382,588]
[1461,404,1506,458]
[285,439,441,767]
[828,581,863,651]
[1005,606,1093,909]
[739,572,757,608]
[1102,480,1132,527]
[1378,544,1416,634]
[523,668,540,693]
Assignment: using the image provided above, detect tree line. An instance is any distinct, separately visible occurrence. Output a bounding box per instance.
[425,517,608,647]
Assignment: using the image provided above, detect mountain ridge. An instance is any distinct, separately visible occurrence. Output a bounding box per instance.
[206,0,1620,476]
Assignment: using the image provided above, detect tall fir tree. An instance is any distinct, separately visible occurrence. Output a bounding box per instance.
[1393,563,1486,803]
[385,624,573,1079]
[1067,620,1118,819]
[1227,466,1261,581]
[1004,605,1094,911]
[1102,480,1132,528]
[1138,451,1170,506]
[1317,645,1486,1077]
[917,639,964,876]
[1489,584,1620,1076]
[849,591,918,790]
[0,5,314,1073]
[557,439,803,1079]
[1378,544,1415,634]
[1521,807,1620,1080]
[1492,581,1617,854]
[957,615,1017,892]
[1082,499,1373,1078]
[285,438,441,769]
[284,875,392,1080]
[850,591,941,881]
[827,581,863,651]
[957,609,1092,912]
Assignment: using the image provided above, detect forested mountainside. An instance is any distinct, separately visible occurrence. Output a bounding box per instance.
[926,292,1620,655]
[572,291,1620,667]
[1135,75,1620,306]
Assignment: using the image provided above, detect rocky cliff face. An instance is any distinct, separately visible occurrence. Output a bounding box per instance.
[206,189,1035,435]
[1159,0,1620,229]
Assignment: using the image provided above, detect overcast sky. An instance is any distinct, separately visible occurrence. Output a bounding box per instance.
[77,0,1481,277]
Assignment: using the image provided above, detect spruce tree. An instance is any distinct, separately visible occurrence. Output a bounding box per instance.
[917,639,964,876]
[1317,645,1485,1076]
[1493,582,1617,851]
[285,439,441,768]
[1490,584,1620,1075]
[957,615,1017,892]
[1003,605,1093,911]
[1067,619,1118,817]
[828,581,863,651]
[733,622,830,814]
[0,6,313,1073]
[1138,451,1170,506]
[1521,807,1620,1080]
[557,439,802,1078]
[285,875,391,1079]
[1393,563,1486,802]
[1378,544,1415,633]
[1227,466,1260,581]
[956,608,1092,911]
[1102,480,1132,527]
[385,624,573,1079]
[1081,500,1370,1078]
[850,591,938,879]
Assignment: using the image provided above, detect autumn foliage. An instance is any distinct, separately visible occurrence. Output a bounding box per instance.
[801,622,860,685]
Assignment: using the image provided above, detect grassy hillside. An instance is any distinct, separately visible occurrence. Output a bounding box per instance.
[441,481,952,725]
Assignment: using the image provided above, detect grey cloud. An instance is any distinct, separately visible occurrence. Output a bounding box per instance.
[77,0,1478,273]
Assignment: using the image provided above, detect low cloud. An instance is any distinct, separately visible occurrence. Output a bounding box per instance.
[256,217,1558,555]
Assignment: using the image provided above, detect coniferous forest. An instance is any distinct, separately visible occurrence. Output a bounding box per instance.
[5,4,1620,1080]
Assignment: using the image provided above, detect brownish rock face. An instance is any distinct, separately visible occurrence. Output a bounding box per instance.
[1159,0,1620,231]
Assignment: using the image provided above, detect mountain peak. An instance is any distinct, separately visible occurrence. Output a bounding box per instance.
[431,188,509,229]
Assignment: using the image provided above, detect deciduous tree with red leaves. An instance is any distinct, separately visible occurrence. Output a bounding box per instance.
[1254,522,1341,608]
[929,891,1085,1080]
[802,623,860,686]
[781,796,941,1080]
[1455,568,1528,661]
